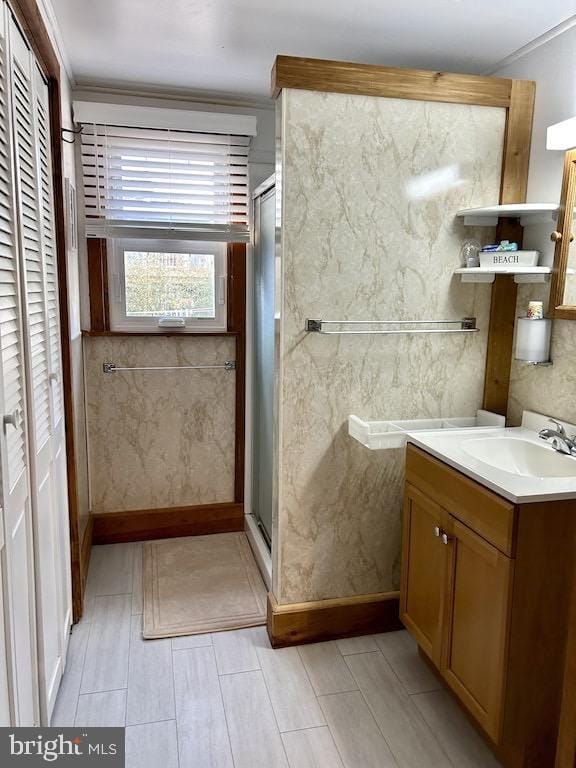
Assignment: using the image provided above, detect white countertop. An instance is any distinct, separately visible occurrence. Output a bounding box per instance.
[407,424,576,504]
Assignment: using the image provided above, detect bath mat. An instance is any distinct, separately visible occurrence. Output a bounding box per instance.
[143,532,267,639]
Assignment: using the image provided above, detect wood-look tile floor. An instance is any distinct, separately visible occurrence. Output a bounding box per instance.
[52,542,502,768]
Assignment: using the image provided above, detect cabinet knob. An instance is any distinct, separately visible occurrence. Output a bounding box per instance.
[434,526,441,537]
[3,407,22,430]
[441,532,452,545]
[551,231,563,242]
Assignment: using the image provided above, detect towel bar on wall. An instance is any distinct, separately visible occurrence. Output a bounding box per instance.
[102,360,237,373]
[305,318,478,335]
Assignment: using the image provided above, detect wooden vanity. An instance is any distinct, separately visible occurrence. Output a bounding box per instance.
[401,443,576,767]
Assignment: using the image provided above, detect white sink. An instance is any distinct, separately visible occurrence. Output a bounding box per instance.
[461,437,576,478]
[406,411,576,503]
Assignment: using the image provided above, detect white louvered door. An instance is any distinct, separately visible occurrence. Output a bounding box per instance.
[9,14,69,725]
[33,61,71,698]
[0,6,38,726]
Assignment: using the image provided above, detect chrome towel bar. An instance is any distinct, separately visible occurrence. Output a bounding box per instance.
[305,318,478,335]
[103,360,236,374]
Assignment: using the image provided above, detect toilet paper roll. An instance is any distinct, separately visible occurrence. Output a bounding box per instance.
[515,317,551,363]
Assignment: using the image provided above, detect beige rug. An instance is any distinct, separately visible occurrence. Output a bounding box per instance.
[143,532,267,639]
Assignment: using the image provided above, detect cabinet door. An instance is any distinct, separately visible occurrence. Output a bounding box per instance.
[401,484,449,666]
[441,516,513,743]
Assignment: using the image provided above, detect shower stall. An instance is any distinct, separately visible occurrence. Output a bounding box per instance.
[246,174,276,580]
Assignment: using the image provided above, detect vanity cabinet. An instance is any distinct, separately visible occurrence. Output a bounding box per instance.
[401,486,447,667]
[442,516,512,741]
[401,444,576,767]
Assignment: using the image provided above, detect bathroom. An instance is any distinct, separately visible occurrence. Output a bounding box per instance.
[0,1,574,766]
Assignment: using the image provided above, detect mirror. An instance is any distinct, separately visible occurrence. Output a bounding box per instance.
[549,149,576,319]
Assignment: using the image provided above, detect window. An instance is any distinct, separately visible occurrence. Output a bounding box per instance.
[76,106,253,333]
[108,239,227,332]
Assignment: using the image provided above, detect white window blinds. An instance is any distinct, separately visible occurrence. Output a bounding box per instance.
[80,123,252,242]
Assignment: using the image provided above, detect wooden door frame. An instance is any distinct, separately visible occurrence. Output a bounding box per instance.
[272,56,535,417]
[8,0,84,621]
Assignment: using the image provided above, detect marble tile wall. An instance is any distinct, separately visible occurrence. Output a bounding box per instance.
[84,336,236,513]
[508,283,576,426]
[274,89,506,604]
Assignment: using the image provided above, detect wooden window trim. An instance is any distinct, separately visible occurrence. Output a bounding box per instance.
[87,239,247,338]
[87,238,109,332]
[228,243,246,503]
[82,330,240,338]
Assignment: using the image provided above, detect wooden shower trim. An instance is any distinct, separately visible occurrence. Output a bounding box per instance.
[267,591,403,648]
[272,55,535,417]
[272,55,515,106]
[228,243,247,504]
[484,80,535,415]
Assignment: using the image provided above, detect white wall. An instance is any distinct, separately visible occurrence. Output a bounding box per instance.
[495,25,576,425]
[495,26,576,202]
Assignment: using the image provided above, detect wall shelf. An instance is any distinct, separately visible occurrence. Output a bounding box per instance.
[454,266,553,284]
[348,410,505,451]
[456,203,559,226]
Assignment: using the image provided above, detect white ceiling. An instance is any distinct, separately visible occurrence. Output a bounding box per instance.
[50,0,576,102]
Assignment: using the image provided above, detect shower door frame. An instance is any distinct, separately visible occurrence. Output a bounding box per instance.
[245,174,276,581]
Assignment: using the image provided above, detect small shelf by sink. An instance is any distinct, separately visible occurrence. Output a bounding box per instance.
[456,203,559,226]
[454,266,554,284]
[455,266,575,284]
[349,410,505,451]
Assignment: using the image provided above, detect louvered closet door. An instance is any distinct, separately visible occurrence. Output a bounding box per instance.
[33,60,71,689]
[0,6,38,726]
[9,14,67,725]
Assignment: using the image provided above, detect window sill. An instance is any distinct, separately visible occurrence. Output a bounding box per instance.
[82,330,240,338]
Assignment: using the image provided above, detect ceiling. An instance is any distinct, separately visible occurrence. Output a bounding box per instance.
[50,0,576,102]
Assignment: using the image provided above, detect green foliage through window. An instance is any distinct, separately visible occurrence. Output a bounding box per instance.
[124,250,216,318]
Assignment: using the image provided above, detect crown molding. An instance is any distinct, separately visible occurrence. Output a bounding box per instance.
[486,14,576,74]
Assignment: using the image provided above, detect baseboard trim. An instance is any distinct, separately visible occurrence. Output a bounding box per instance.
[92,502,244,544]
[267,590,402,648]
[80,514,93,593]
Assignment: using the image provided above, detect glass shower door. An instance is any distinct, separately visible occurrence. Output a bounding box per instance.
[252,183,275,548]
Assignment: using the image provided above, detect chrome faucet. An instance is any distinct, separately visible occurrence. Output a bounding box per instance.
[538,419,576,456]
